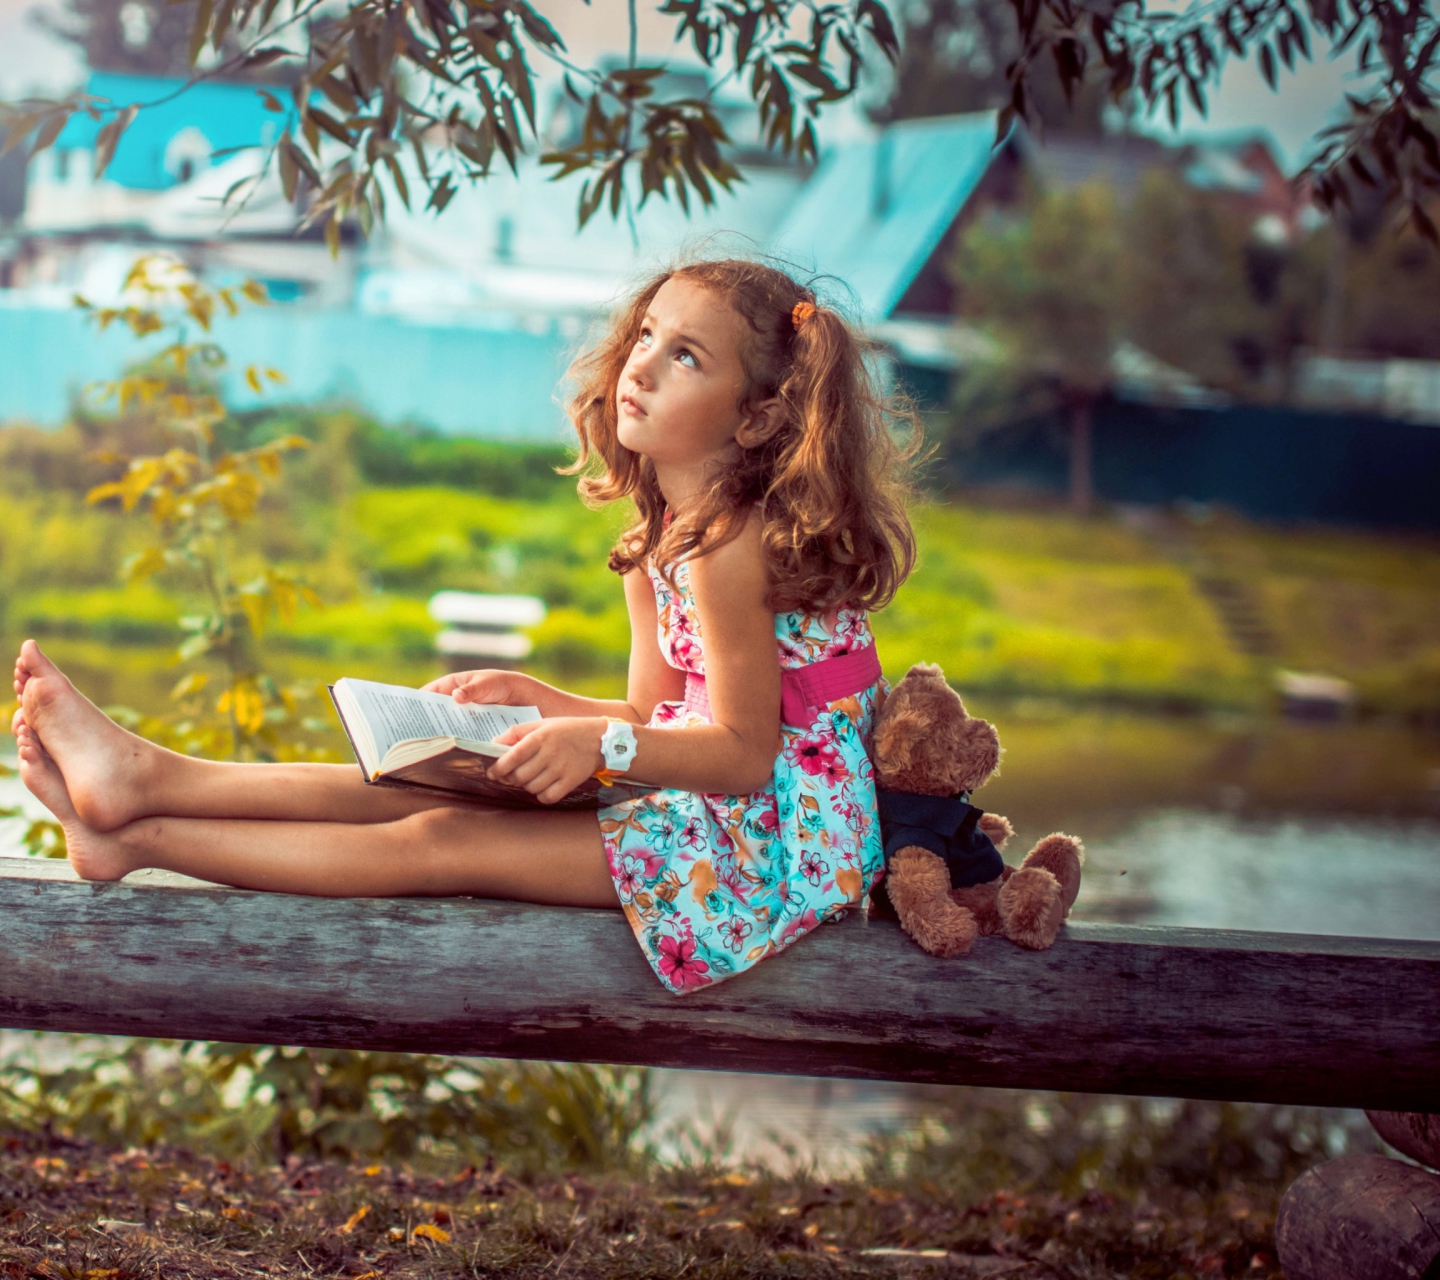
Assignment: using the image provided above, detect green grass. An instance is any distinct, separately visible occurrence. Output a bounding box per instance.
[1192,513,1440,713]
[4,423,1440,716]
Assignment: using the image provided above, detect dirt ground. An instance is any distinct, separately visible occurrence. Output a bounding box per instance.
[0,1131,1284,1280]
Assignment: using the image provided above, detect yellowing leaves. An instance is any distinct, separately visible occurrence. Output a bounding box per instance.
[339,1204,370,1233]
[200,468,264,520]
[411,1223,451,1243]
[239,592,270,641]
[121,545,167,583]
[217,680,266,735]
[86,450,197,515]
[238,571,324,637]
[170,672,210,700]
[106,373,167,412]
[74,252,327,764]
[244,364,287,394]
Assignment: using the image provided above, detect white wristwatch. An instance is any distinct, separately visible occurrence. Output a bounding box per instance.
[599,718,638,774]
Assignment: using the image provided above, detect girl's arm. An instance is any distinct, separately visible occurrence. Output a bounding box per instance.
[488,518,782,803]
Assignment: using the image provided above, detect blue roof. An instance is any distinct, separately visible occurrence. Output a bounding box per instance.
[769,113,1003,320]
[55,72,281,190]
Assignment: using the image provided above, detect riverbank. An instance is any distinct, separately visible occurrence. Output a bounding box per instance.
[3,419,1440,719]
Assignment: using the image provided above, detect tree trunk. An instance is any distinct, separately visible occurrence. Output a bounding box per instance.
[1068,396,1093,518]
[1275,1153,1440,1280]
[1319,228,1348,355]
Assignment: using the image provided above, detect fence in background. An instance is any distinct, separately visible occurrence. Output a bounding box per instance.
[0,303,575,438]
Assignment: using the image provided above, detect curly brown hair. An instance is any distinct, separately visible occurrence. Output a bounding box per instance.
[565,258,918,615]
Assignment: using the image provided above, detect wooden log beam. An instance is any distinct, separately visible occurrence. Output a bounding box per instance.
[1275,1155,1440,1280]
[1367,1110,1440,1169]
[1,859,1437,1110]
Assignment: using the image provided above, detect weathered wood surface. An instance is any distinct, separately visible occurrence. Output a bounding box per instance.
[2,859,1438,1110]
[1368,1110,1440,1170]
[1275,1154,1440,1280]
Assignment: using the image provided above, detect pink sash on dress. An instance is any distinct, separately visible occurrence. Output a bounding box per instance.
[682,644,882,728]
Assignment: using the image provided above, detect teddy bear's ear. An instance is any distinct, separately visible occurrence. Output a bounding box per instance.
[952,716,1002,791]
[873,707,923,775]
[905,662,945,682]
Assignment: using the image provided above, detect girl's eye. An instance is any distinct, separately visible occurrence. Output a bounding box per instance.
[675,349,697,368]
[637,328,654,347]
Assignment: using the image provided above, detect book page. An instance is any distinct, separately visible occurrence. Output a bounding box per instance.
[336,678,538,762]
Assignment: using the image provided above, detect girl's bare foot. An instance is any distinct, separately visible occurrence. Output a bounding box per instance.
[15,639,157,832]
[15,722,134,882]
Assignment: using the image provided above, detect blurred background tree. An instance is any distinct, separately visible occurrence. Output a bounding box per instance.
[34,0,260,78]
[1325,210,1440,360]
[943,167,1409,512]
[951,183,1125,517]
[875,0,1113,134]
[1122,172,1319,399]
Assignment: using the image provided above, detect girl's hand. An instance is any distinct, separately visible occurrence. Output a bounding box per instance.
[490,717,608,805]
[422,668,538,707]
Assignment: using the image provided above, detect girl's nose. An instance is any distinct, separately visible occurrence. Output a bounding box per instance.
[627,351,656,390]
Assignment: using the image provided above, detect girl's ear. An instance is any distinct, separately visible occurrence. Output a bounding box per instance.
[734,398,783,449]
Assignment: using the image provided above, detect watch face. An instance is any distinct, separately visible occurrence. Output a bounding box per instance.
[603,722,635,771]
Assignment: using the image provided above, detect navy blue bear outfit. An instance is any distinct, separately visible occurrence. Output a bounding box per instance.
[875,787,1005,889]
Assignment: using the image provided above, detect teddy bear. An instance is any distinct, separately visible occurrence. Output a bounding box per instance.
[870,662,1084,958]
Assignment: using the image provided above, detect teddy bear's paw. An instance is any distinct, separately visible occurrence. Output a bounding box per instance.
[1020,833,1085,916]
[903,898,980,957]
[950,878,1005,935]
[886,846,979,957]
[977,812,1014,852]
[997,865,1065,950]
[886,846,951,905]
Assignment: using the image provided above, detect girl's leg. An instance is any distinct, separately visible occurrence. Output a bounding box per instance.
[17,727,616,905]
[13,640,448,830]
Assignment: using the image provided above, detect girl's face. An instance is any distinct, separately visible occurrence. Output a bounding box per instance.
[615,277,754,485]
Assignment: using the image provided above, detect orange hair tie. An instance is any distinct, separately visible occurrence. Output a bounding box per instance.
[792,300,816,330]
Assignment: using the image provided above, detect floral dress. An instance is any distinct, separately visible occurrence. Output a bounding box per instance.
[599,558,886,994]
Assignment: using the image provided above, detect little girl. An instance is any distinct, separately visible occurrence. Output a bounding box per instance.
[11,257,916,994]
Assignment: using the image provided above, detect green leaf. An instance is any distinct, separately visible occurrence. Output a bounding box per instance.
[178,632,215,661]
[1258,43,1277,90]
[426,173,457,213]
[513,2,563,49]
[188,0,215,66]
[93,105,138,179]
[244,46,290,70]
[30,109,70,157]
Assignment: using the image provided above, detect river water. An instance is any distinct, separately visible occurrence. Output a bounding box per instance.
[4,710,1439,1170]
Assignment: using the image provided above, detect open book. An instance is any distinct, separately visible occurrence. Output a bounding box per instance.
[329,678,658,810]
